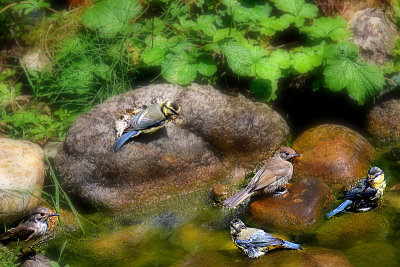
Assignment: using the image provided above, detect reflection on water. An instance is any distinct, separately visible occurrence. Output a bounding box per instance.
[44,153,400,267]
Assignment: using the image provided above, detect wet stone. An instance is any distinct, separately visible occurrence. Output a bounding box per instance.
[247,178,332,232]
[345,242,399,266]
[20,252,52,267]
[0,137,44,223]
[292,124,376,191]
[367,99,400,143]
[211,184,231,203]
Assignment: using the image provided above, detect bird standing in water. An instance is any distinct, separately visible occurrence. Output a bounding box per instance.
[112,100,180,151]
[230,218,302,258]
[222,147,300,209]
[0,207,59,250]
[325,166,386,219]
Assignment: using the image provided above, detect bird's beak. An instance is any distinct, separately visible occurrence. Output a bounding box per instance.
[50,213,60,217]
[293,153,300,157]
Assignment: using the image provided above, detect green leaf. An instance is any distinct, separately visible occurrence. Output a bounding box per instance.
[324,56,385,104]
[213,28,243,42]
[142,37,170,66]
[81,0,142,37]
[291,46,324,73]
[196,55,217,76]
[255,57,281,81]
[161,53,197,85]
[250,79,277,101]
[259,14,298,36]
[270,49,291,69]
[301,16,351,41]
[270,0,318,18]
[195,15,218,36]
[220,40,253,76]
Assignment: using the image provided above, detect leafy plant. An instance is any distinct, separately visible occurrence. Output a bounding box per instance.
[28,0,387,106]
[1,106,78,144]
[323,42,385,104]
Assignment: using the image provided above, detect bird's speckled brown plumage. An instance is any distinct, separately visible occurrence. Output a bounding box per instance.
[222,147,300,209]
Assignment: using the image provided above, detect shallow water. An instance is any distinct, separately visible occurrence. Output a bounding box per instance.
[44,152,400,267]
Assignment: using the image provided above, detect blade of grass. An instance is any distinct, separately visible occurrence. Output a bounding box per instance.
[46,157,86,234]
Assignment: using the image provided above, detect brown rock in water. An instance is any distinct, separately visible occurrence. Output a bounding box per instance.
[292,124,376,191]
[211,184,231,203]
[250,247,353,267]
[247,179,332,232]
[20,252,52,267]
[367,99,400,143]
[55,83,289,212]
[349,8,398,65]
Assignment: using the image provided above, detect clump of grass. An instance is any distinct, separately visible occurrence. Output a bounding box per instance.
[0,246,19,267]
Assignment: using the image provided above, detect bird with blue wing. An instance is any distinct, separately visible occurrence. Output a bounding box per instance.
[112,99,180,151]
[325,166,386,219]
[229,218,302,258]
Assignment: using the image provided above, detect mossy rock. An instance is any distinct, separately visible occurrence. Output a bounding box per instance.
[345,242,399,267]
[316,212,389,248]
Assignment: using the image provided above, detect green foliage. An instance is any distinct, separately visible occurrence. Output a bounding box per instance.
[0,246,18,267]
[301,17,351,41]
[27,0,386,107]
[323,42,385,105]
[13,0,50,15]
[81,0,142,38]
[1,106,78,143]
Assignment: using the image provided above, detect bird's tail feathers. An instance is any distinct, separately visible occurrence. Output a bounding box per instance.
[325,199,353,219]
[222,187,253,209]
[112,130,138,151]
[282,241,302,250]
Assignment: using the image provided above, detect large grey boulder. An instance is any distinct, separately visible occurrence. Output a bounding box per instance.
[55,84,289,211]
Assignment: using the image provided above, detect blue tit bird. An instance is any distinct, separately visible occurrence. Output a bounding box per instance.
[230,218,302,258]
[325,166,386,219]
[112,100,180,151]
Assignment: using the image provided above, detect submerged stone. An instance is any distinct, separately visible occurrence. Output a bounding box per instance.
[292,124,376,191]
[247,178,332,232]
[0,138,44,223]
[345,242,398,266]
[316,212,389,248]
[87,225,151,260]
[248,247,353,267]
[55,83,289,212]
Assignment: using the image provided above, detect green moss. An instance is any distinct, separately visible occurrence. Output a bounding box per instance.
[345,242,399,267]
[316,212,389,248]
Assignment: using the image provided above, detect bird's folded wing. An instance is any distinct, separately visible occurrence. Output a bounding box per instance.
[252,160,291,192]
[249,231,284,247]
[125,110,165,132]
[0,226,35,244]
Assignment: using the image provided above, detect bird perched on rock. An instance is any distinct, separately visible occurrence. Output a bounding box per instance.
[222,147,300,209]
[230,218,302,258]
[325,166,386,219]
[112,99,180,151]
[0,207,59,250]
